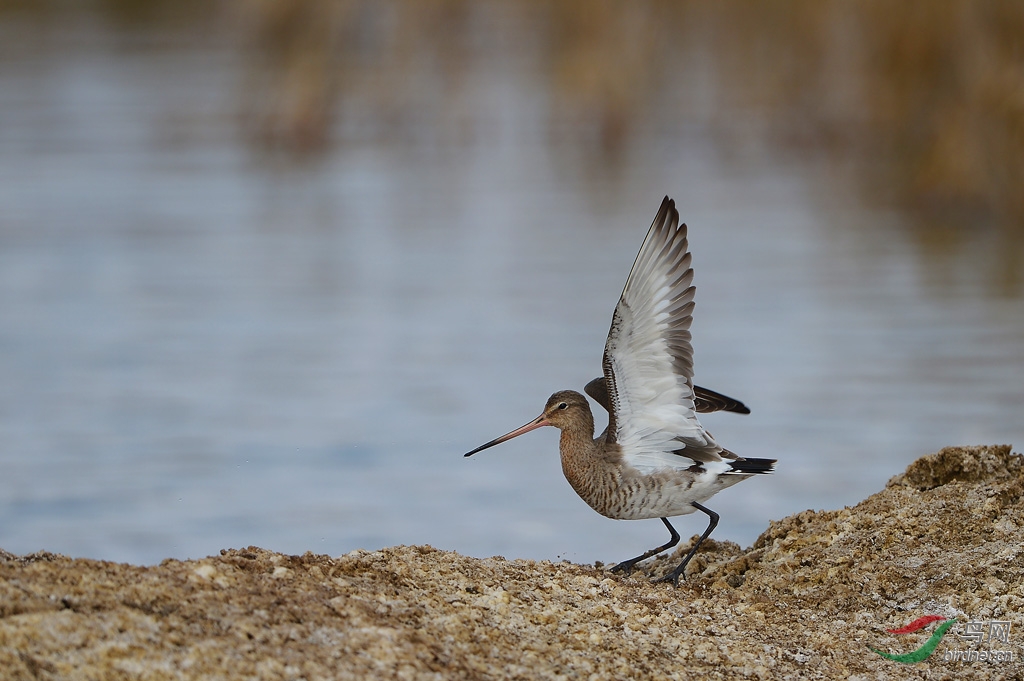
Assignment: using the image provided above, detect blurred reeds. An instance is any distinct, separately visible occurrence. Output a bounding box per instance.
[3,0,1022,274]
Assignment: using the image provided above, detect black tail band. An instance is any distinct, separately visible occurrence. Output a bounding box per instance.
[728,457,776,474]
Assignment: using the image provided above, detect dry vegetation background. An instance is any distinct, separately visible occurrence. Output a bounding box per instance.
[5,0,1020,286]
[242,0,1024,287]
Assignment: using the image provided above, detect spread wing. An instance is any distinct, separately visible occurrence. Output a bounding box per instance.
[585,377,750,415]
[601,197,733,473]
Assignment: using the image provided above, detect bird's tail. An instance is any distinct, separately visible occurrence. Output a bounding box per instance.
[727,457,776,475]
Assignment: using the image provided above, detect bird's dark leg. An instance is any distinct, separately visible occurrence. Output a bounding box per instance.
[657,502,719,587]
[610,517,680,576]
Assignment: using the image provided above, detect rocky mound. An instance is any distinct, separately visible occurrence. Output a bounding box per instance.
[1,445,1021,680]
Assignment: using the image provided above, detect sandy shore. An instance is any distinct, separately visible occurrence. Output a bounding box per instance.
[2,444,1021,680]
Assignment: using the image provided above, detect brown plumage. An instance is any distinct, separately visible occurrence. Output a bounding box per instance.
[464,197,775,586]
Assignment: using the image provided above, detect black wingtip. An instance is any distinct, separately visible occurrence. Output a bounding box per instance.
[693,385,752,415]
[583,376,612,414]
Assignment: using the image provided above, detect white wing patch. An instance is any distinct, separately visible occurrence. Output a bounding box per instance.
[603,198,726,474]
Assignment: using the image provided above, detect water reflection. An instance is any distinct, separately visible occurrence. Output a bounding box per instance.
[0,3,1021,565]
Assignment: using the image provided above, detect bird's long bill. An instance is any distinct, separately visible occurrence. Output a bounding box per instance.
[463,414,550,457]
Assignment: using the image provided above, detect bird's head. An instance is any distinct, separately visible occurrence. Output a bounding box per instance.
[463,389,592,457]
[539,390,592,429]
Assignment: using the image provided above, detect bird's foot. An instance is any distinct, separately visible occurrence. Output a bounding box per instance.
[609,559,641,576]
[654,568,685,588]
[655,551,698,587]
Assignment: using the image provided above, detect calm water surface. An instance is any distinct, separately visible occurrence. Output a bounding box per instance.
[1,20,1021,565]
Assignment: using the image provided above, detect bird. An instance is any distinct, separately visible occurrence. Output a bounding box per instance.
[464,196,775,586]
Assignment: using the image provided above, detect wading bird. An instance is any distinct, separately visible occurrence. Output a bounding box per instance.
[464,197,775,586]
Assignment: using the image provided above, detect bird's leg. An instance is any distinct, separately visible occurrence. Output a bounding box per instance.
[610,517,680,576]
[657,502,719,587]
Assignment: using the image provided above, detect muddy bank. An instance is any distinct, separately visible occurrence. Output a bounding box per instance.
[2,445,1021,680]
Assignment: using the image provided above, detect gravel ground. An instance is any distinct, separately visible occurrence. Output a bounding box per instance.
[2,444,1021,680]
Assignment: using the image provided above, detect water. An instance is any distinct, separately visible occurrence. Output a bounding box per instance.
[1,15,1021,566]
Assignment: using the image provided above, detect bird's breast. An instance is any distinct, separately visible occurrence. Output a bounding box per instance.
[559,438,737,520]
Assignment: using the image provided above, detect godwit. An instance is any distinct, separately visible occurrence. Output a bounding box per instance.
[464,197,775,586]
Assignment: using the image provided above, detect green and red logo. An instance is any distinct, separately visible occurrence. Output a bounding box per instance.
[870,615,957,663]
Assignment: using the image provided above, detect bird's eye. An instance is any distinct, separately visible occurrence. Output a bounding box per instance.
[558,402,568,410]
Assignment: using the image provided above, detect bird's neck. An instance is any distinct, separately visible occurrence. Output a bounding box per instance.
[558,426,595,459]
[558,408,625,513]
[557,406,598,471]
[557,408,595,453]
